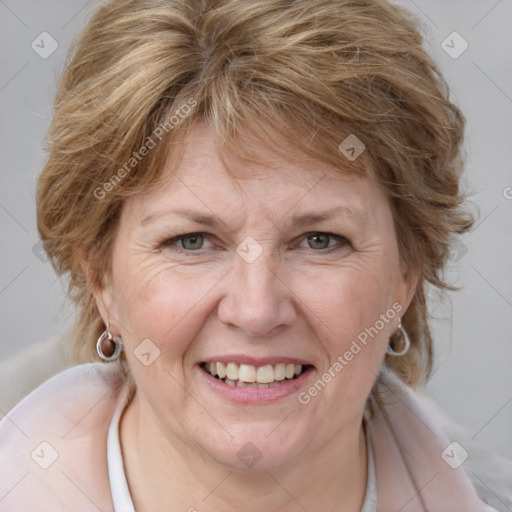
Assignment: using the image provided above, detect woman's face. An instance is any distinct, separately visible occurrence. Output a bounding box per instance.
[98,123,416,470]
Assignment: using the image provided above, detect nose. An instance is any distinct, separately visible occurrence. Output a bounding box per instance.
[217,252,297,338]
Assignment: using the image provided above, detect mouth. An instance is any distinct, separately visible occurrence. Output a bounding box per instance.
[199,361,314,388]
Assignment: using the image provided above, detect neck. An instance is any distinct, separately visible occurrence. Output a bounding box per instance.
[120,392,368,512]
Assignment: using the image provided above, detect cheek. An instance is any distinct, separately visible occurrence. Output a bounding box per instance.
[301,260,399,344]
[297,259,400,397]
[112,256,224,360]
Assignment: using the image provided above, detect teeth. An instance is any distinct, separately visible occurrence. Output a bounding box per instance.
[256,364,275,383]
[237,380,259,388]
[226,362,238,380]
[274,363,286,380]
[238,364,256,383]
[204,361,305,384]
[216,362,227,378]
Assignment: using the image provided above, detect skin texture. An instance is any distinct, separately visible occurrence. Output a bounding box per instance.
[95,123,417,511]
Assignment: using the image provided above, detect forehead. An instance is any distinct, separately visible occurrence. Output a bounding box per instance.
[170,122,329,187]
[125,122,384,223]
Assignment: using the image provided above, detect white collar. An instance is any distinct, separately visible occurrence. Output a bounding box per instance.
[107,386,136,512]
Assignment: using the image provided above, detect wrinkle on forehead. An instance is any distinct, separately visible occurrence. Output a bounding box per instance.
[164,120,373,190]
[122,121,384,235]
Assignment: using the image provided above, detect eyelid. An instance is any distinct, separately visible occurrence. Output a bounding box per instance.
[160,232,215,250]
[159,231,351,252]
[294,232,351,252]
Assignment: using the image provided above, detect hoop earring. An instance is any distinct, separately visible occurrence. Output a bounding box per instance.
[96,322,122,362]
[386,317,410,357]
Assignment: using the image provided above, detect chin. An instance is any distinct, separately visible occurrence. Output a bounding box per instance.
[201,424,308,472]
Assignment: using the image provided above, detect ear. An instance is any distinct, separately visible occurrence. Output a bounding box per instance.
[396,266,419,315]
[79,249,119,332]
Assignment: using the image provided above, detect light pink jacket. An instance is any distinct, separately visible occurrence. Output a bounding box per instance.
[0,363,498,511]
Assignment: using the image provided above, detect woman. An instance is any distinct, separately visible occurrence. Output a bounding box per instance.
[0,0,508,510]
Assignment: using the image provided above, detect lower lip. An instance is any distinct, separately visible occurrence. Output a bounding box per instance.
[196,364,315,404]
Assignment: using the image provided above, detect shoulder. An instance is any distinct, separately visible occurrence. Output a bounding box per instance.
[0,363,125,511]
[371,366,511,512]
[1,362,124,434]
[415,389,512,512]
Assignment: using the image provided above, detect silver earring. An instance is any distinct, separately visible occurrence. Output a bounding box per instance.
[386,317,411,356]
[96,322,123,362]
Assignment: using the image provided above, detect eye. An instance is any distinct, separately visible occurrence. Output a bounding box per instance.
[158,231,350,253]
[299,232,350,251]
[160,232,213,251]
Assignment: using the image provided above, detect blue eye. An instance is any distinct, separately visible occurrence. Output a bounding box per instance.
[179,233,205,250]
[300,232,346,250]
[161,233,212,251]
[159,232,350,253]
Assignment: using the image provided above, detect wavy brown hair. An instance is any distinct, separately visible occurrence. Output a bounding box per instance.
[37,0,473,389]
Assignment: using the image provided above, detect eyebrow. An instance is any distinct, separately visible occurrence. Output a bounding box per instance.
[140,206,368,229]
[289,206,367,227]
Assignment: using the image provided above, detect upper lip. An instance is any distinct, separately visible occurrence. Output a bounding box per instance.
[200,355,314,367]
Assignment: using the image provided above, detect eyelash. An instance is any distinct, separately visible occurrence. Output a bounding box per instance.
[158,232,351,253]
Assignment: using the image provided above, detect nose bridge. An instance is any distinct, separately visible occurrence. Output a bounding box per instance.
[238,248,278,301]
[218,241,295,337]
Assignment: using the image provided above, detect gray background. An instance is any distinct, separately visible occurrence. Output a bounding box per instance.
[1,0,511,461]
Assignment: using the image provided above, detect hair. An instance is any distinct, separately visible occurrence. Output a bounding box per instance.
[37,0,473,390]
